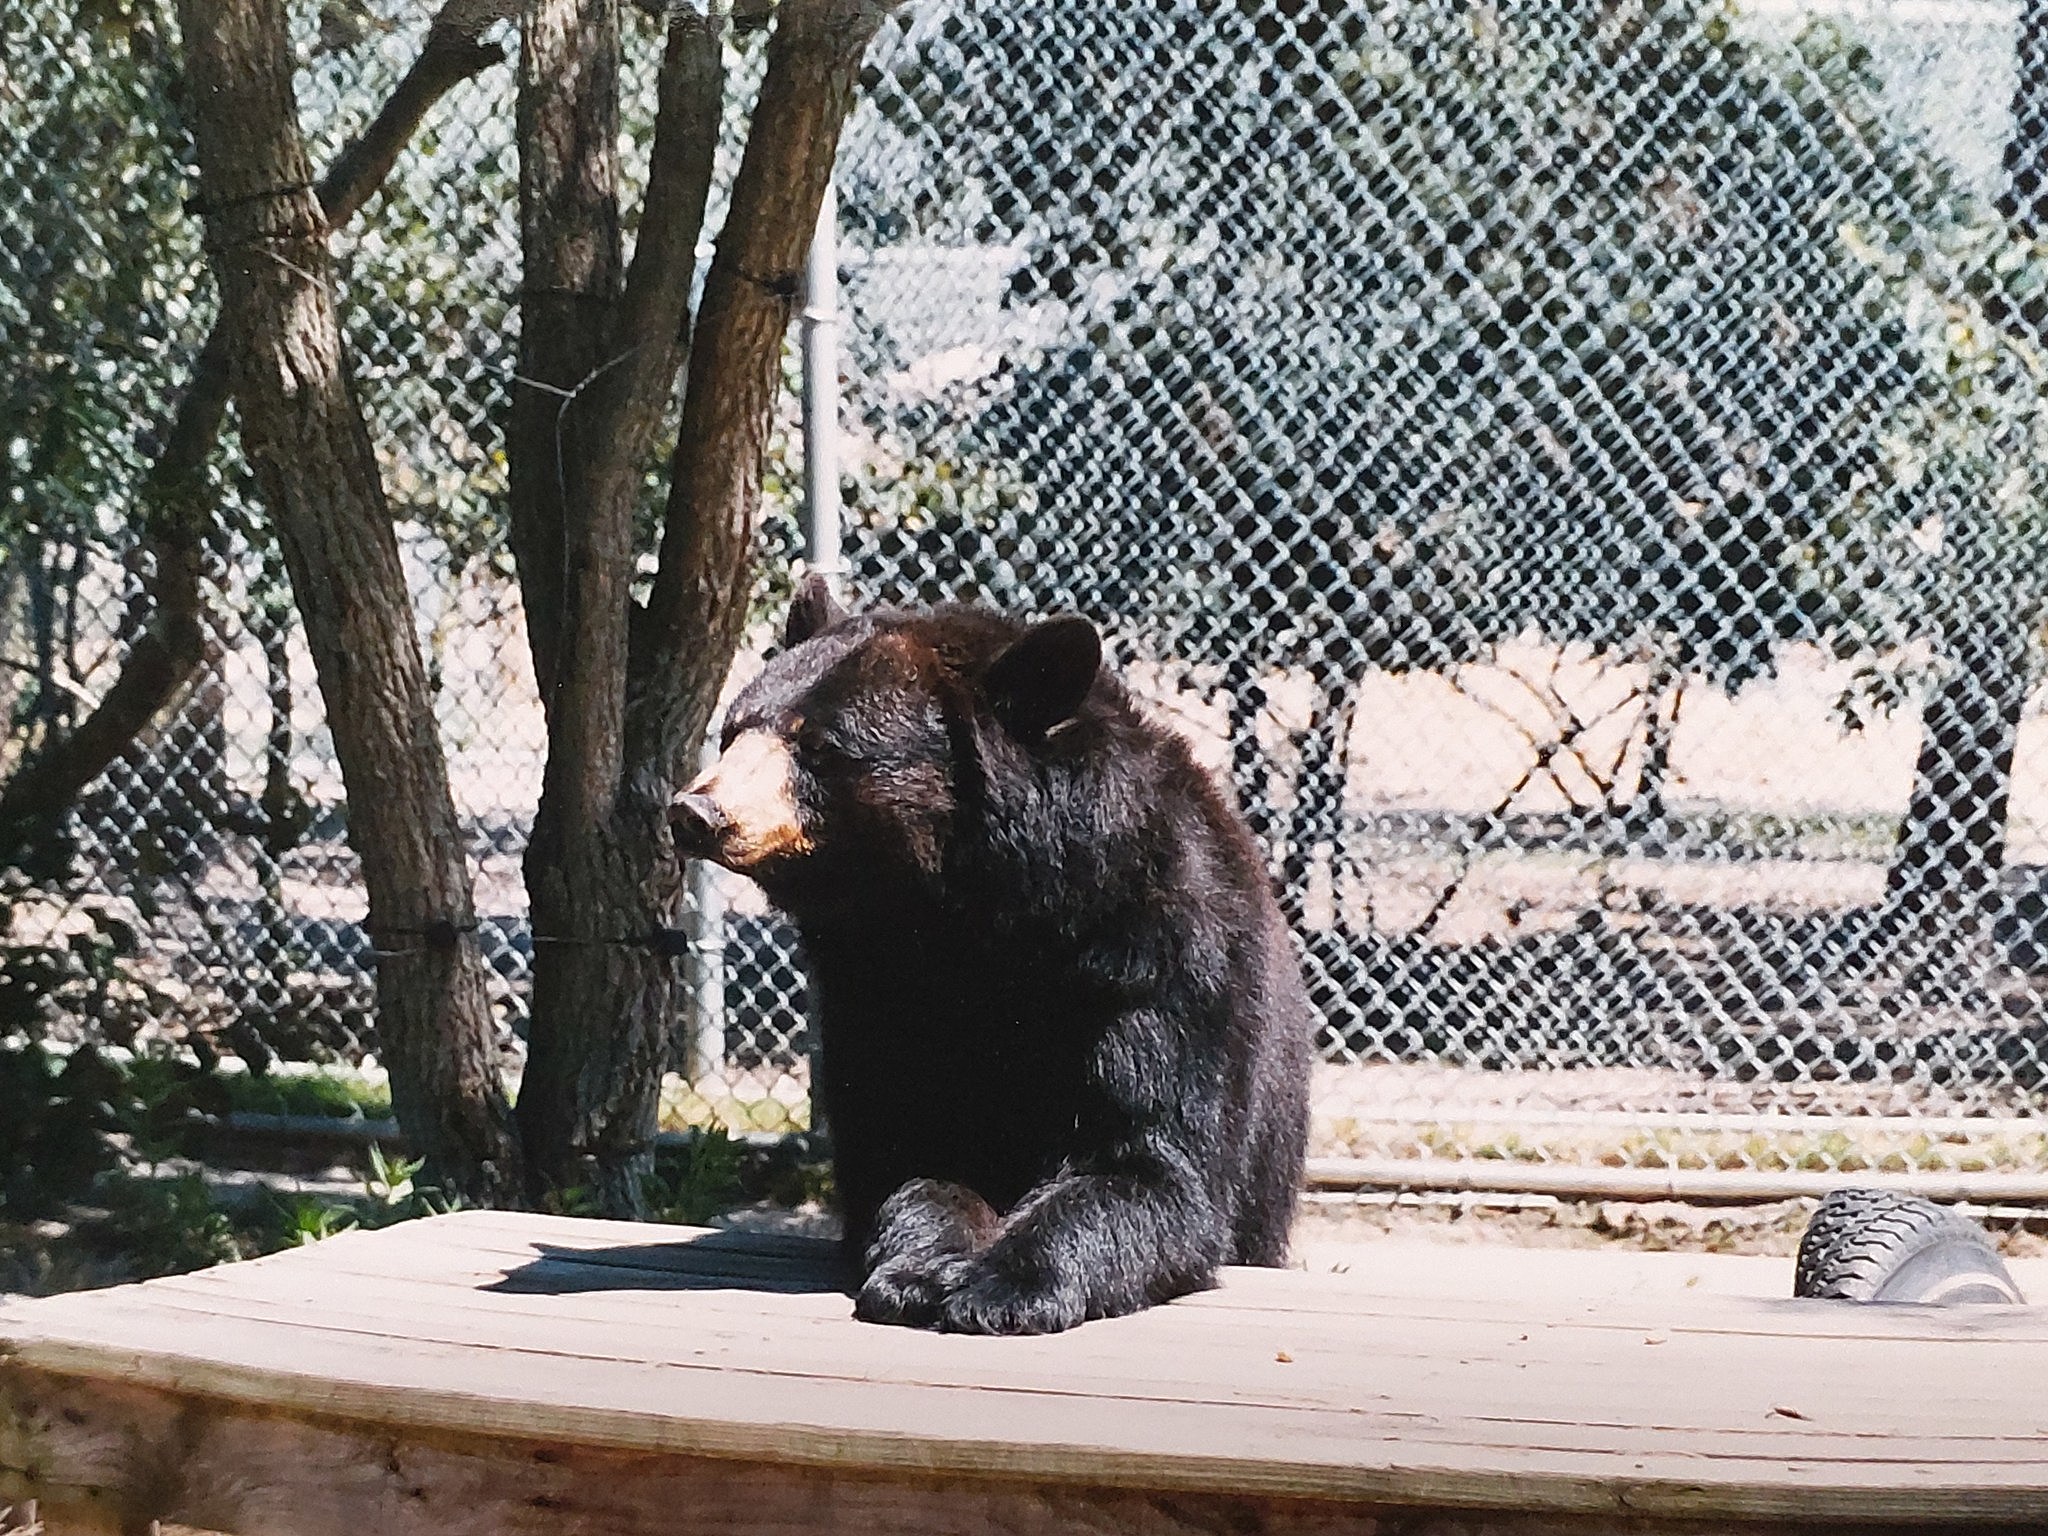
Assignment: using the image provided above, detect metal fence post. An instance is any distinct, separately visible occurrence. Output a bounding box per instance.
[801,179,845,595]
[798,178,844,1135]
[790,183,839,1146]
[682,737,728,1090]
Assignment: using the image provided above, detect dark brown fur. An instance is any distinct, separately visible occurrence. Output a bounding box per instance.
[672,580,1312,1334]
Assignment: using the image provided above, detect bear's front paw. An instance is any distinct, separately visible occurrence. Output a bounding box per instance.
[854,1254,974,1329]
[937,1268,1086,1336]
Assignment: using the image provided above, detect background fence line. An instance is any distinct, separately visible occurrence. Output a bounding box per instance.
[6,0,2048,1186]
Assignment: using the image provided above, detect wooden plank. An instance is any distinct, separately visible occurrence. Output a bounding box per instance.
[1187,1271,2048,1344]
[8,1212,2048,1527]
[9,1277,2048,1524]
[120,1256,2048,1445]
[12,1224,2041,1459]
[5,1364,1934,1536]
[52,1221,2048,1412]
[312,1210,2048,1347]
[16,1219,2046,1464]
[384,1208,2030,1338]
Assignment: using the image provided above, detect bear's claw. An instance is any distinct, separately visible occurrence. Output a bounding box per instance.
[854,1252,980,1328]
[853,1261,948,1328]
[936,1271,1087,1336]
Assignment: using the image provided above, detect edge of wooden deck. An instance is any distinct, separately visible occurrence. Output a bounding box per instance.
[6,1210,2048,1529]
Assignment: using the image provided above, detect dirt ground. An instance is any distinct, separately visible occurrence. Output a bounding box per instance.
[1288,1189,2048,1261]
[707,1185,2048,1266]
[9,1137,2046,1302]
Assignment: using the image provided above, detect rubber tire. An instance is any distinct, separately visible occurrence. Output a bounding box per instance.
[1794,1188,2025,1305]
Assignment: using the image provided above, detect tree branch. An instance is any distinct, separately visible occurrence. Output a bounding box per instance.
[587,8,725,505]
[628,0,906,778]
[527,6,727,839]
[0,332,225,863]
[0,0,512,866]
[508,0,626,715]
[318,3,517,221]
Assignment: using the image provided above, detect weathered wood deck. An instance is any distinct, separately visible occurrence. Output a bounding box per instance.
[3,1209,2046,1534]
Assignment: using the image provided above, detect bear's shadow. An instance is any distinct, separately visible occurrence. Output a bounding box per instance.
[484,1228,853,1298]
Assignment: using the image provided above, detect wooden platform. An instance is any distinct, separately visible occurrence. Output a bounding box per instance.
[4,1210,2047,1534]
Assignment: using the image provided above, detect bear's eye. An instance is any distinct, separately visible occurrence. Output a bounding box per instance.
[794,719,832,758]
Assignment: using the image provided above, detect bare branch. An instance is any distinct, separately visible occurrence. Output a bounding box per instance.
[592,8,726,496]
[319,0,517,222]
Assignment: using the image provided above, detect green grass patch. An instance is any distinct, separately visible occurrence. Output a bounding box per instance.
[222,1068,393,1121]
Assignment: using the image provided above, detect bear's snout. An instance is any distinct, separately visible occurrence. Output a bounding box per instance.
[670,730,814,870]
[668,792,729,859]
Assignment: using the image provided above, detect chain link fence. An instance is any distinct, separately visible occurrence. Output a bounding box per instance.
[6,0,2048,1184]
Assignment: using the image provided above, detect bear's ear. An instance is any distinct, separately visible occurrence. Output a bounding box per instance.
[783,573,848,649]
[983,616,1102,740]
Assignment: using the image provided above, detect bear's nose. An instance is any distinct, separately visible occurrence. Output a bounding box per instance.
[668,792,729,858]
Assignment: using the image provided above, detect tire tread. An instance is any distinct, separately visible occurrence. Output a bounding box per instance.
[1794,1188,2002,1301]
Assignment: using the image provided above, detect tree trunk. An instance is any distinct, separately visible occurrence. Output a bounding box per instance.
[520,802,683,1211]
[510,1,726,1212]
[516,0,905,1208]
[1878,9,2047,944]
[174,0,518,1202]
[1884,610,2032,935]
[507,0,624,716]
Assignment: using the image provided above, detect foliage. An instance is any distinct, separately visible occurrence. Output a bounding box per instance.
[643,1127,748,1225]
[0,1039,227,1218]
[0,867,227,1219]
[272,1191,357,1246]
[1834,188,2048,635]
[99,1171,241,1277]
[362,1143,454,1218]
[223,1067,393,1121]
[851,0,2041,698]
[230,1145,460,1259]
[0,895,160,1042]
[0,1042,129,1216]
[0,0,207,767]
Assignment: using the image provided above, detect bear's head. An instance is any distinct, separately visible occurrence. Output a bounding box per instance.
[669,576,1103,909]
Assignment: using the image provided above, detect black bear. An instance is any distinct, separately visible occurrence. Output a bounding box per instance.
[671,578,1311,1334]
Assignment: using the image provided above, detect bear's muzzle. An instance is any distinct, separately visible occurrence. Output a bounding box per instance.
[670,730,814,870]
[668,792,730,860]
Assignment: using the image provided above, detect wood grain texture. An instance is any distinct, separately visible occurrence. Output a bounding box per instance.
[11,1368,1970,1536]
[4,1212,2047,1533]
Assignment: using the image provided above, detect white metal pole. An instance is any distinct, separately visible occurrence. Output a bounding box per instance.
[797,180,843,1134]
[683,737,727,1088]
[800,180,845,596]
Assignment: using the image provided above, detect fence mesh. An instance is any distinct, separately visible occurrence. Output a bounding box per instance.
[5,0,2048,1179]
